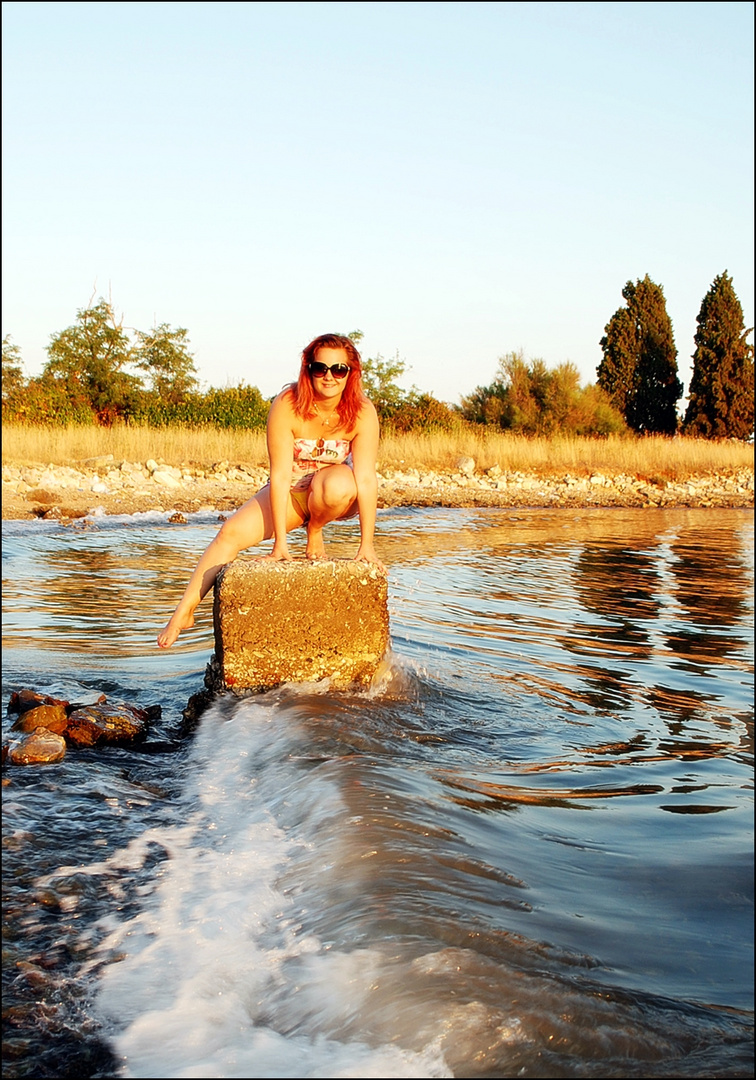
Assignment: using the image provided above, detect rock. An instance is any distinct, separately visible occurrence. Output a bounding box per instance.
[152,470,182,489]
[8,729,67,765]
[64,703,154,747]
[180,689,216,737]
[7,689,71,715]
[11,704,69,736]
[456,456,476,476]
[211,557,390,692]
[24,489,62,504]
[4,690,161,762]
[168,512,188,524]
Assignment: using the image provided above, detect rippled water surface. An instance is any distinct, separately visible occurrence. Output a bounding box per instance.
[2,507,753,1078]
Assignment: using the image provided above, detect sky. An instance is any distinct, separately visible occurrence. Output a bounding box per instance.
[2,1,753,406]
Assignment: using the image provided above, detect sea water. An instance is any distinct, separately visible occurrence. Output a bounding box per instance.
[2,507,753,1078]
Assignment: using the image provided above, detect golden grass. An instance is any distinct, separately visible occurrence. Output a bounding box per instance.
[378,430,752,480]
[1,424,269,468]
[2,423,752,480]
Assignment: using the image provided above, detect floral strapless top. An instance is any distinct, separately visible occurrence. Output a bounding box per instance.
[291,438,352,490]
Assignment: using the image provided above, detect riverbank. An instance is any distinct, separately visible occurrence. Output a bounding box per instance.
[2,456,753,520]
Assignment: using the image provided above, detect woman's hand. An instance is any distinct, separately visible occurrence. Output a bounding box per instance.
[267,540,293,561]
[354,543,387,574]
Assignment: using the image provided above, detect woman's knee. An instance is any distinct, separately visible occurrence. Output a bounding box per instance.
[217,499,266,550]
[214,519,246,556]
[313,466,356,508]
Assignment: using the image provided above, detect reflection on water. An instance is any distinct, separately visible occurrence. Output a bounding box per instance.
[2,507,753,1078]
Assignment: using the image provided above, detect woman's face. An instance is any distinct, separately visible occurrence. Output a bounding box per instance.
[310,346,351,401]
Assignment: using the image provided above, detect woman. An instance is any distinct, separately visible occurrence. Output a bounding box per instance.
[157,333,385,648]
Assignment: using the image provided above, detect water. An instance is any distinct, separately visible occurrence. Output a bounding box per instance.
[2,506,753,1079]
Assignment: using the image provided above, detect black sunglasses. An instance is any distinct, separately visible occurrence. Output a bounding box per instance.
[308,362,351,379]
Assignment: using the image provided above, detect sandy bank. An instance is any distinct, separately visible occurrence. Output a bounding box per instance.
[2,456,753,521]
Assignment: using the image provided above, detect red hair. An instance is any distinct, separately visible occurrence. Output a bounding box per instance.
[289,333,367,432]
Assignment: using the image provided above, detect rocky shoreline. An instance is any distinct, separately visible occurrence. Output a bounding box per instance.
[2,455,753,521]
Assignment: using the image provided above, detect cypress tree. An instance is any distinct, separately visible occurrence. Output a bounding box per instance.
[683,271,754,440]
[598,275,682,434]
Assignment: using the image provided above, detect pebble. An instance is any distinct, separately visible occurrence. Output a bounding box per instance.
[456,455,476,475]
[152,470,182,489]
[1,460,752,514]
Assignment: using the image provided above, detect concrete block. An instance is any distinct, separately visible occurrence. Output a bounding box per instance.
[210,558,389,692]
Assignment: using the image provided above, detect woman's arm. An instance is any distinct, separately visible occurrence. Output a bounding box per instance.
[350,400,385,570]
[266,392,295,559]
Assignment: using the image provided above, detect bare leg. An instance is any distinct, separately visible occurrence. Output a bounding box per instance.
[305,465,358,560]
[157,489,304,648]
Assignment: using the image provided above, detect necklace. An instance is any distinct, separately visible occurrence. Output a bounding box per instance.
[314,403,339,429]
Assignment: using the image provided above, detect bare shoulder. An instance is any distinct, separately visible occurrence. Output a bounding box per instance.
[271,385,296,410]
[355,397,379,431]
[268,386,297,422]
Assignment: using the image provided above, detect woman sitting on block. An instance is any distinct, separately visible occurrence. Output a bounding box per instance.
[157,333,385,649]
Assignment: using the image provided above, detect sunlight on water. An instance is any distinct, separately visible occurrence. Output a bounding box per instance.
[2,507,753,1078]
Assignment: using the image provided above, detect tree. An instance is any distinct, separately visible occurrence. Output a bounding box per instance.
[682,271,754,440]
[386,393,462,433]
[43,297,140,423]
[2,335,25,405]
[595,307,637,419]
[134,323,199,403]
[361,350,415,417]
[503,353,549,432]
[345,330,419,421]
[461,350,626,436]
[598,275,682,434]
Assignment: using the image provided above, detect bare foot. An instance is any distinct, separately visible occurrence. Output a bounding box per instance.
[157,609,196,648]
[305,528,327,560]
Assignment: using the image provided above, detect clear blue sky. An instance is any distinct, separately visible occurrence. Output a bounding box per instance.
[2,1,753,405]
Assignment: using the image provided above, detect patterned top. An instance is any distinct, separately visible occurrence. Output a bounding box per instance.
[291,438,353,490]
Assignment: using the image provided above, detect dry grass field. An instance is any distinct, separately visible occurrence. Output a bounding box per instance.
[2,424,269,470]
[2,423,753,481]
[378,430,753,480]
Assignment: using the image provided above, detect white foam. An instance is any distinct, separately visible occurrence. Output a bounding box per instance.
[92,700,452,1078]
